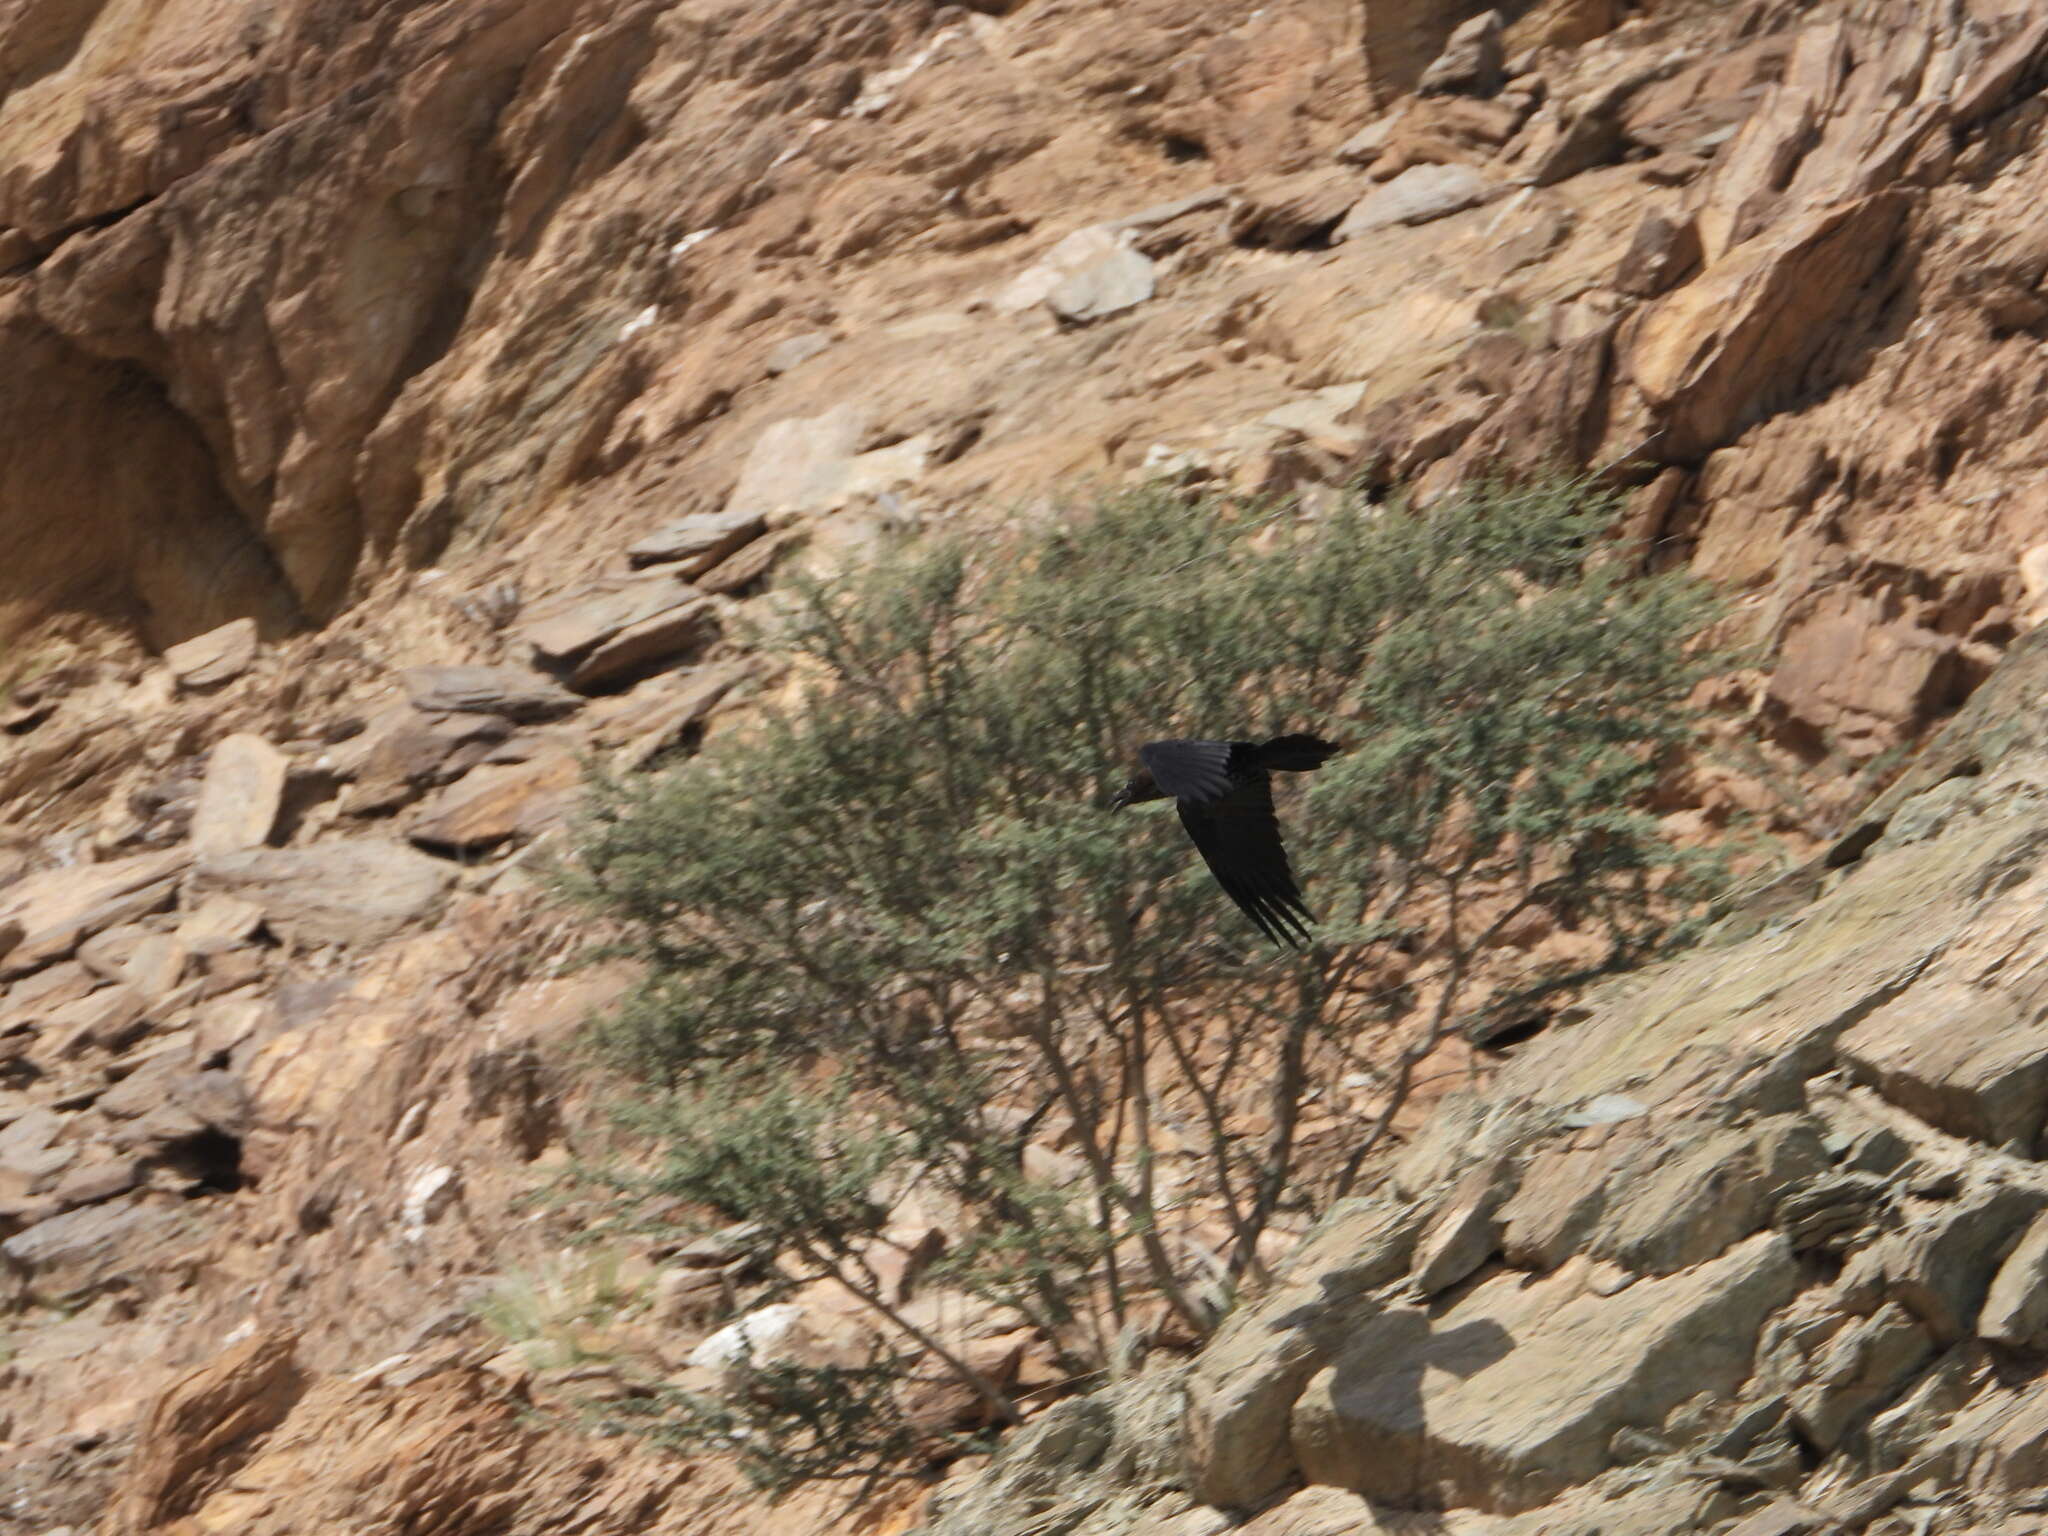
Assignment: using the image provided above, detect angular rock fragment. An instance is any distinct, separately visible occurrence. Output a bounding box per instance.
[1589,1118,1829,1276]
[1518,103,1626,187]
[625,510,767,575]
[337,707,513,816]
[122,932,191,1002]
[1615,211,1703,298]
[47,1154,142,1211]
[39,983,149,1058]
[1837,1185,2044,1343]
[995,225,1123,315]
[1838,977,2048,1150]
[1047,244,1156,324]
[1628,193,1910,460]
[1186,1194,1425,1508]
[76,921,154,981]
[521,574,716,691]
[1291,1233,1796,1513]
[1332,164,1492,242]
[1775,1171,1892,1253]
[174,895,267,956]
[163,618,258,691]
[1981,1210,2048,1349]
[1,1196,189,1303]
[763,332,834,375]
[1411,1161,1511,1296]
[1766,603,1963,762]
[1230,170,1361,249]
[696,527,808,596]
[0,850,188,980]
[0,1107,74,1200]
[1787,1303,1931,1451]
[1417,10,1504,98]
[190,842,453,948]
[615,660,758,770]
[190,733,289,857]
[399,666,581,722]
[407,752,579,855]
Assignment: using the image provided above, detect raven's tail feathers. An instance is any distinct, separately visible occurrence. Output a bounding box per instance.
[1256,733,1346,773]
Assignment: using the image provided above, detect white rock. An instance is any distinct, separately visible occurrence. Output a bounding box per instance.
[401,1164,461,1239]
[687,1302,807,1372]
[1047,244,1156,325]
[994,226,1123,315]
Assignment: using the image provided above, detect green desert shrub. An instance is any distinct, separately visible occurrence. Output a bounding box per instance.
[562,475,1729,1478]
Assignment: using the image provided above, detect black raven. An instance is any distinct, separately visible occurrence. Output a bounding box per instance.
[1110,734,1343,947]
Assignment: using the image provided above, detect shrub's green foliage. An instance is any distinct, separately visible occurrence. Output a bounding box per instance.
[595,1351,935,1495]
[565,477,1730,1481]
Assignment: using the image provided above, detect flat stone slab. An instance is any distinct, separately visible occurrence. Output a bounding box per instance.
[174,894,267,955]
[626,510,767,574]
[995,225,1122,314]
[191,733,289,856]
[614,660,757,770]
[337,706,512,816]
[190,842,453,948]
[163,617,258,690]
[408,752,580,854]
[722,402,869,518]
[1333,164,1493,242]
[1982,1209,2048,1348]
[1291,1233,1797,1513]
[399,665,582,722]
[1838,977,2048,1149]
[1,1196,190,1303]
[0,850,190,980]
[764,332,834,375]
[521,575,716,691]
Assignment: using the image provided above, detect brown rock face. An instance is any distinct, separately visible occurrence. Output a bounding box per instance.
[0,304,299,654]
[16,0,2048,1532]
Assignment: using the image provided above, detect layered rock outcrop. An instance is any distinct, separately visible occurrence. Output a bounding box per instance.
[0,0,2038,806]
[7,0,2048,1532]
[926,630,2048,1534]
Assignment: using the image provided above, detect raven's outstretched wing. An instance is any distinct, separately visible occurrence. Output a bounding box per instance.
[1175,774,1315,948]
[1138,739,1235,802]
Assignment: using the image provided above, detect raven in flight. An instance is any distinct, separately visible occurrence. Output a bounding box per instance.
[1110,734,1343,947]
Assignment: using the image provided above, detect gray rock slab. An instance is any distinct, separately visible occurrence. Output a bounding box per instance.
[1981,1208,2048,1348]
[163,618,258,690]
[1,1197,189,1303]
[190,842,453,948]
[1291,1233,1797,1513]
[400,666,582,722]
[522,575,716,690]
[1333,164,1493,242]
[625,510,768,575]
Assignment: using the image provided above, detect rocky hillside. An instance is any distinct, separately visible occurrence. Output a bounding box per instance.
[4,0,2048,1531]
[927,626,2048,1536]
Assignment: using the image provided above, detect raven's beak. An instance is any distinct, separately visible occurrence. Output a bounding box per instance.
[1109,787,1133,812]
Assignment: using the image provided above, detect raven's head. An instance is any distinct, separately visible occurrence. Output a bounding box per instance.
[1109,771,1161,811]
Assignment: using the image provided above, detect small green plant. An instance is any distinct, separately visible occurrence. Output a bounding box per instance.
[472,1249,647,1368]
[564,475,1730,1483]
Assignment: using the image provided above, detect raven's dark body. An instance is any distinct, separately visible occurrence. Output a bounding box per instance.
[1111,733,1343,947]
